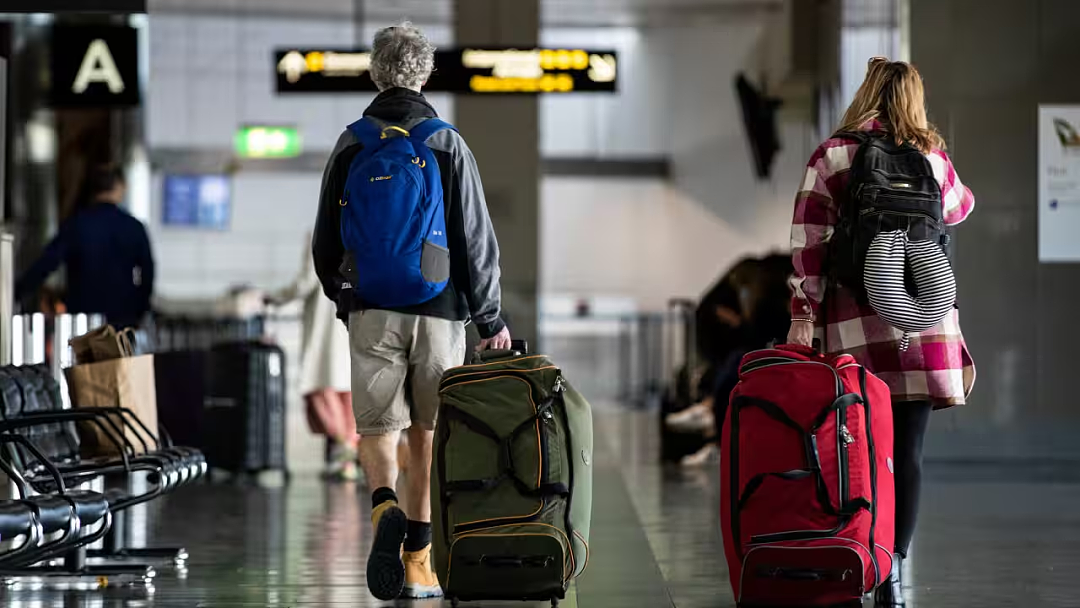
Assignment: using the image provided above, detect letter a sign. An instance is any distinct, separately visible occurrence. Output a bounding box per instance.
[73,40,125,94]
[51,25,140,107]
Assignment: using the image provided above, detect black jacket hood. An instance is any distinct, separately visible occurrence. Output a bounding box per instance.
[363,88,437,123]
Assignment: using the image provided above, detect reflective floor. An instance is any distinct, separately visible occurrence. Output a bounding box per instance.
[5,407,1080,607]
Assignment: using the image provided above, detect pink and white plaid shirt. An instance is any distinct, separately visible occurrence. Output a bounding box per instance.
[789,124,976,408]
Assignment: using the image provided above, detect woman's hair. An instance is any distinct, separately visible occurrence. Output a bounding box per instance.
[835,57,944,154]
[369,21,436,92]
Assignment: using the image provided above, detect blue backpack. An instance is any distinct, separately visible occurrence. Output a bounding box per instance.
[341,117,455,308]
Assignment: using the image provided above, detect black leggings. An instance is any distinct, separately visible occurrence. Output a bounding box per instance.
[893,400,933,558]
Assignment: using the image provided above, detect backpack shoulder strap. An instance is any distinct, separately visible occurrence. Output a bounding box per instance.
[834,130,887,145]
[347,117,385,150]
[409,118,456,144]
[834,130,866,144]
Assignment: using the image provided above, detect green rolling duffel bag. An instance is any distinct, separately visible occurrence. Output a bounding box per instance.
[431,342,593,607]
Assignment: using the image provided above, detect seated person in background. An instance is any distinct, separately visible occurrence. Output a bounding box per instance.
[667,254,793,466]
[666,260,751,438]
[16,164,155,329]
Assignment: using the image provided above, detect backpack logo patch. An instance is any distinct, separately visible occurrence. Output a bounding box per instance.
[370,175,393,182]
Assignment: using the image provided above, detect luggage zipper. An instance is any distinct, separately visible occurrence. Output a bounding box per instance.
[739,357,799,373]
[551,372,584,578]
[748,520,847,545]
[858,205,941,223]
[453,501,547,535]
[838,411,852,510]
[539,406,554,487]
[739,359,842,396]
[858,368,881,584]
[439,368,558,393]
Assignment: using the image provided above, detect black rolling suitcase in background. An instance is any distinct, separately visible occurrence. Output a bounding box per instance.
[154,351,208,450]
[204,342,288,479]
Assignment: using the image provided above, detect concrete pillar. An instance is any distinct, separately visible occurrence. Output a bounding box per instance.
[454,0,540,348]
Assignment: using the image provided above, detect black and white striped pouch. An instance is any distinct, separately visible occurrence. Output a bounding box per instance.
[863,230,956,350]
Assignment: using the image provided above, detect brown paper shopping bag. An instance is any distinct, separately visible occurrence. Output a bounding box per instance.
[69,325,135,364]
[65,354,159,459]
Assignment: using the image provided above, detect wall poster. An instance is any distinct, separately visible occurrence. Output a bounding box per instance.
[1039,105,1080,262]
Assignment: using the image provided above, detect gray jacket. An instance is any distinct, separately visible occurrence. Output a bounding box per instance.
[312,88,505,338]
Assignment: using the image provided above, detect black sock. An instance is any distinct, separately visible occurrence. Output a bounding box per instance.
[371,487,397,510]
[404,520,432,552]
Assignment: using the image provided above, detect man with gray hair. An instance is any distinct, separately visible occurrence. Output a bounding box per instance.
[312,22,511,601]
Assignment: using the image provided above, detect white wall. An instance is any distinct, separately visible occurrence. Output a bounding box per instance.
[147,172,320,298]
[540,27,668,158]
[540,22,813,309]
[664,23,812,244]
[541,177,790,311]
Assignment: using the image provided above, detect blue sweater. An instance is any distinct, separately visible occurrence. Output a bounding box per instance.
[16,203,155,328]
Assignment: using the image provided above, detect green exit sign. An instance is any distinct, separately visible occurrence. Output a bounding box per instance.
[236,126,301,158]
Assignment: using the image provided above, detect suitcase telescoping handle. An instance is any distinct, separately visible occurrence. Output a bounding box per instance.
[472,340,529,364]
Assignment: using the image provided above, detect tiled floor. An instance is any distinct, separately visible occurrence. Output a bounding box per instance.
[5,406,1080,607]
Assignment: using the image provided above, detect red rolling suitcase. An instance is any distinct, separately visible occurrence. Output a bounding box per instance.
[720,345,895,607]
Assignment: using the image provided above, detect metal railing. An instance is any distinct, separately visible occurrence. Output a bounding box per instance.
[541,301,696,407]
[0,233,13,367]
[11,313,107,367]
[4,301,697,410]
[148,314,267,353]
[10,313,108,408]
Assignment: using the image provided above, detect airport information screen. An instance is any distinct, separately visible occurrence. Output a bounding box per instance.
[275,48,617,94]
[162,175,231,230]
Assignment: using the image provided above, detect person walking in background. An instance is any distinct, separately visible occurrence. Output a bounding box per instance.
[16,164,155,329]
[786,58,975,608]
[267,231,359,482]
[312,22,510,601]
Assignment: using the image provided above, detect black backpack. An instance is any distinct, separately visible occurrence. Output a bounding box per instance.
[830,131,950,296]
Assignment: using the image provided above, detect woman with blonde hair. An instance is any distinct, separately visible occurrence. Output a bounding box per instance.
[786,58,975,608]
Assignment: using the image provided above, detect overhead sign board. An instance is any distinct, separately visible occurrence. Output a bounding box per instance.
[51,25,140,107]
[235,126,302,159]
[275,48,617,94]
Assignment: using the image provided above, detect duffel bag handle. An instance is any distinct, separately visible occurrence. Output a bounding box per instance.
[471,340,529,364]
[774,340,822,356]
[770,341,860,370]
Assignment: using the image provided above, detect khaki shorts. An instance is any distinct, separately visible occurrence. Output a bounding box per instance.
[349,310,466,435]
